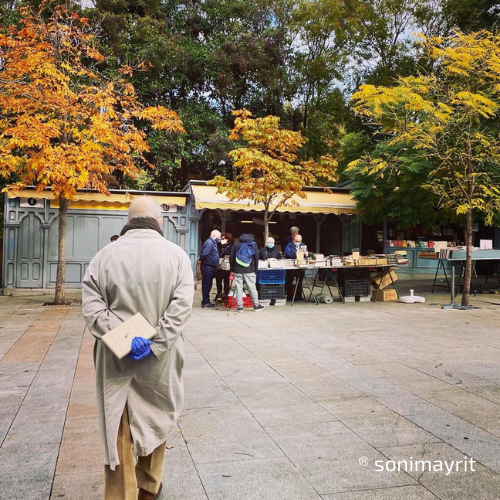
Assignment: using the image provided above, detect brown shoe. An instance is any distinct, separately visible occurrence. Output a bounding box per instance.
[138,482,163,500]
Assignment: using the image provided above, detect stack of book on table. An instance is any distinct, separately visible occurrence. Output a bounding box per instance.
[329,256,343,267]
[268,259,284,269]
[312,253,327,267]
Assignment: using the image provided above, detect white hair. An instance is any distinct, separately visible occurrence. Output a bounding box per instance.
[211,229,222,239]
[266,237,275,243]
[294,234,303,242]
[128,196,162,220]
[290,226,299,234]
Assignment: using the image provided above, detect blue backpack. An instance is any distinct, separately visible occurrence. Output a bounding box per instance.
[236,241,256,267]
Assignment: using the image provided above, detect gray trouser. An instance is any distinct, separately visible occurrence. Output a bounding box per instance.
[234,272,260,308]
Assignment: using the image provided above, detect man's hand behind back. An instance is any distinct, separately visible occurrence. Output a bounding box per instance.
[128,336,153,360]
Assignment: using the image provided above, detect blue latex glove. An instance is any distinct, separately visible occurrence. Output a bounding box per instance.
[128,337,152,360]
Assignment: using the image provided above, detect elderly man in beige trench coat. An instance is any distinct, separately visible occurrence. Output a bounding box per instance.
[82,196,194,500]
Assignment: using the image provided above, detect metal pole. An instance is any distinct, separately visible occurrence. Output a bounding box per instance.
[451,265,455,304]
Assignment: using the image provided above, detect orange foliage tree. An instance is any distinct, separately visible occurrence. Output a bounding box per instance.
[0,0,184,303]
[210,109,338,242]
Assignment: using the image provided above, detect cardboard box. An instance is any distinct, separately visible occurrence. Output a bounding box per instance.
[372,289,398,302]
[370,270,398,290]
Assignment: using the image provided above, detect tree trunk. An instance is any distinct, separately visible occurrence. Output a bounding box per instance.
[264,207,269,243]
[54,198,69,305]
[461,208,473,307]
[180,158,188,188]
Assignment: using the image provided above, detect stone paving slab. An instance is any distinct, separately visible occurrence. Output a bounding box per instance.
[196,457,322,500]
[339,413,443,448]
[264,421,416,494]
[179,406,283,465]
[183,371,242,410]
[51,472,104,500]
[0,283,499,499]
[249,401,335,428]
[0,310,45,359]
[163,429,208,500]
[378,442,500,500]
[321,484,439,499]
[0,361,38,443]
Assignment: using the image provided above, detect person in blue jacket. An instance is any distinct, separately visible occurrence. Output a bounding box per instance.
[284,234,307,301]
[284,234,307,259]
[199,229,221,308]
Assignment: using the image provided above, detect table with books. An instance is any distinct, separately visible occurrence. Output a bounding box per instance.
[258,255,401,306]
[428,248,500,293]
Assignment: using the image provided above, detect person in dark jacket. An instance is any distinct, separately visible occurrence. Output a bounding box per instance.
[284,234,307,301]
[216,233,233,298]
[284,226,299,247]
[230,234,265,313]
[259,237,282,260]
[284,234,307,259]
[199,229,221,308]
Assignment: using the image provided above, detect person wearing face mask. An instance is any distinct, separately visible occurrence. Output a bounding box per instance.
[199,229,221,308]
[284,234,306,259]
[259,237,282,260]
[284,234,306,301]
[216,233,233,299]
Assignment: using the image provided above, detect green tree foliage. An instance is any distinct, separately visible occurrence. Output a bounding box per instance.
[339,133,452,228]
[287,0,352,125]
[91,0,291,189]
[350,0,419,87]
[86,0,500,191]
[0,1,22,27]
[442,0,499,32]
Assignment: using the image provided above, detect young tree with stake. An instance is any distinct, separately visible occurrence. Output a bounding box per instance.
[210,109,337,242]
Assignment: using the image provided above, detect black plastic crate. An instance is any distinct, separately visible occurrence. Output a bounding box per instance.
[258,283,286,299]
[343,268,370,280]
[344,279,371,297]
[257,269,286,284]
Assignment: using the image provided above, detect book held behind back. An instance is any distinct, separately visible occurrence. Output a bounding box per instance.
[101,312,157,359]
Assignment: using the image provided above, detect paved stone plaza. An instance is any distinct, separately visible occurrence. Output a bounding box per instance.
[1,281,499,500]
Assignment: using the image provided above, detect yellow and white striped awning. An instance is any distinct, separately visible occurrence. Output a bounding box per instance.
[7,189,187,210]
[191,184,357,215]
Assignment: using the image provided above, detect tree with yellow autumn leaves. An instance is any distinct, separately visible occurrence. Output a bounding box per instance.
[348,30,500,306]
[210,109,338,242]
[0,0,184,303]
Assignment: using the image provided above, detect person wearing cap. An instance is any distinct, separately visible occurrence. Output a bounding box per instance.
[259,237,282,260]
